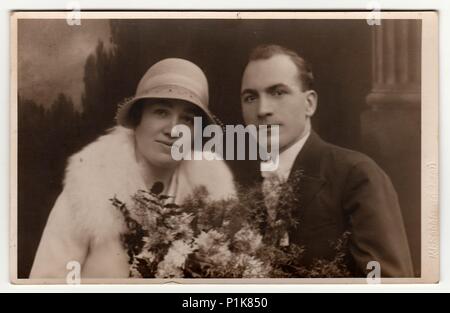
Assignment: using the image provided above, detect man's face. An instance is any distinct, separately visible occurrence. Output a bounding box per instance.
[241,54,316,152]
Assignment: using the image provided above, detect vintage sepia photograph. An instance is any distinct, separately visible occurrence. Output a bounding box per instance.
[10,11,439,284]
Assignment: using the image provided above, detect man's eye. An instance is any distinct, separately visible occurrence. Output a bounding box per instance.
[243,95,257,103]
[272,89,287,96]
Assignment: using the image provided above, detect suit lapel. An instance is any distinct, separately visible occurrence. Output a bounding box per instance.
[251,131,328,221]
[286,131,327,217]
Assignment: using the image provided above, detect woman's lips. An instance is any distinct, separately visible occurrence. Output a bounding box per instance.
[156,140,172,146]
[156,140,173,150]
[156,140,181,151]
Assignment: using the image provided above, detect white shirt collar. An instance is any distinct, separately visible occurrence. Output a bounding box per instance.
[261,131,311,182]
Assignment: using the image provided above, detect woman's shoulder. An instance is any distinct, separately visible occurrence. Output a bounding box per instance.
[64,127,136,186]
[66,127,133,176]
[59,127,142,241]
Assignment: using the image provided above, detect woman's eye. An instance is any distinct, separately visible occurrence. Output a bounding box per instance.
[153,109,169,117]
[182,116,195,125]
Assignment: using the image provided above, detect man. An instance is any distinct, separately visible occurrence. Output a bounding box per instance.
[240,44,414,277]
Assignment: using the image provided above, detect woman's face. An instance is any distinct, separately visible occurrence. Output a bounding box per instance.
[134,99,197,169]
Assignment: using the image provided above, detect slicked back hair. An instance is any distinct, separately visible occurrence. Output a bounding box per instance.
[247,44,314,91]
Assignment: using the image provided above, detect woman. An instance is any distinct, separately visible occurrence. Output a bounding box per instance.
[30,58,236,279]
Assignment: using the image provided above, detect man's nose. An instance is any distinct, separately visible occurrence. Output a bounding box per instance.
[257,96,274,120]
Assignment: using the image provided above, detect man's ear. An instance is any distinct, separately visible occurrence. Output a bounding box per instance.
[304,90,318,117]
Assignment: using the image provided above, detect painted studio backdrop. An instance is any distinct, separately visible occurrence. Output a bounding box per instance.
[17,18,421,278]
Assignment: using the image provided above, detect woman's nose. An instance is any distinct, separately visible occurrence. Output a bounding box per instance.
[163,115,182,137]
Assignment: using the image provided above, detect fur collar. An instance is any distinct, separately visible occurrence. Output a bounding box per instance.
[62,126,236,244]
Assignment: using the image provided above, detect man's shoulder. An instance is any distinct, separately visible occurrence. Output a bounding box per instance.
[324,141,373,166]
[301,135,394,195]
[315,137,384,177]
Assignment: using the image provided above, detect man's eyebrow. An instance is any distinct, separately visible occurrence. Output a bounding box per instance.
[241,88,257,96]
[266,83,289,92]
[241,84,290,96]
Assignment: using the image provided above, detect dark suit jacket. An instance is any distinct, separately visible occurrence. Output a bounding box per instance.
[251,131,414,277]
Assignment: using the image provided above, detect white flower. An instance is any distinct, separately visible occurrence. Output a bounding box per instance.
[208,243,233,267]
[166,213,195,240]
[155,264,184,278]
[233,225,263,254]
[155,240,195,278]
[195,230,227,253]
[235,254,271,278]
[194,230,232,267]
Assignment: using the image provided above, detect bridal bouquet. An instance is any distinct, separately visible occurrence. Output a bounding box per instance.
[110,177,351,279]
